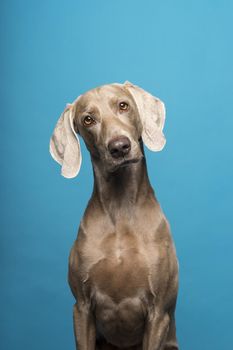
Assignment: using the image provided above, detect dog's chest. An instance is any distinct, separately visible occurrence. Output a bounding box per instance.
[87,231,155,302]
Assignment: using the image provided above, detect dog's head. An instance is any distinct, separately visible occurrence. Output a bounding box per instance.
[50,81,166,178]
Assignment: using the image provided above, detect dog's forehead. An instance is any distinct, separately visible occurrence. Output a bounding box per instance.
[87,84,128,99]
[76,84,133,112]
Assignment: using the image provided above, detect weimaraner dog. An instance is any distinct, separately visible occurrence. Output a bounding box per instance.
[50,81,179,350]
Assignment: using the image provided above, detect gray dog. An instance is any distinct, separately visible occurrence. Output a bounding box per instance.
[50,81,179,350]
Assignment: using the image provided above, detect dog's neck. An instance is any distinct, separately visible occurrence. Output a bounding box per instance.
[90,151,156,222]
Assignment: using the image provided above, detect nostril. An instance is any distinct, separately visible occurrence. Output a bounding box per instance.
[110,147,120,156]
[122,144,130,150]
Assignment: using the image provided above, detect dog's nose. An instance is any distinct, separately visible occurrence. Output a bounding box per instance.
[108,136,131,159]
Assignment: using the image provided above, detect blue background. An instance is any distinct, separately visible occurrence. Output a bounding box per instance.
[1,1,233,349]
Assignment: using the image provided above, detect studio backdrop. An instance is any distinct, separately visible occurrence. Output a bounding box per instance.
[1,1,233,349]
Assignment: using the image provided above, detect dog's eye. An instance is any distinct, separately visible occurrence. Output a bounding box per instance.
[119,101,129,111]
[83,115,96,127]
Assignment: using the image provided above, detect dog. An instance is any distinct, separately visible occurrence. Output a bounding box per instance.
[50,81,179,350]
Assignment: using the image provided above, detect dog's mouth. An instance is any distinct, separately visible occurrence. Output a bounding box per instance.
[119,157,141,167]
[109,156,143,172]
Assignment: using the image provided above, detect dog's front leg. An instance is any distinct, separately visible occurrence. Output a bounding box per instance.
[143,311,170,350]
[73,303,96,350]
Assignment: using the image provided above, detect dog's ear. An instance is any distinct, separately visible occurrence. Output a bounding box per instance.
[124,81,166,152]
[49,103,82,178]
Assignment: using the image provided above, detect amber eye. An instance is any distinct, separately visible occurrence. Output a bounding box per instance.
[119,101,129,111]
[83,115,95,127]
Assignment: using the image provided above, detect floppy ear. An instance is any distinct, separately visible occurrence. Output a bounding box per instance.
[124,81,166,151]
[49,103,82,178]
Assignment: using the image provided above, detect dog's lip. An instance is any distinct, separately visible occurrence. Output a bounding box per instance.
[109,156,143,172]
[119,157,141,167]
